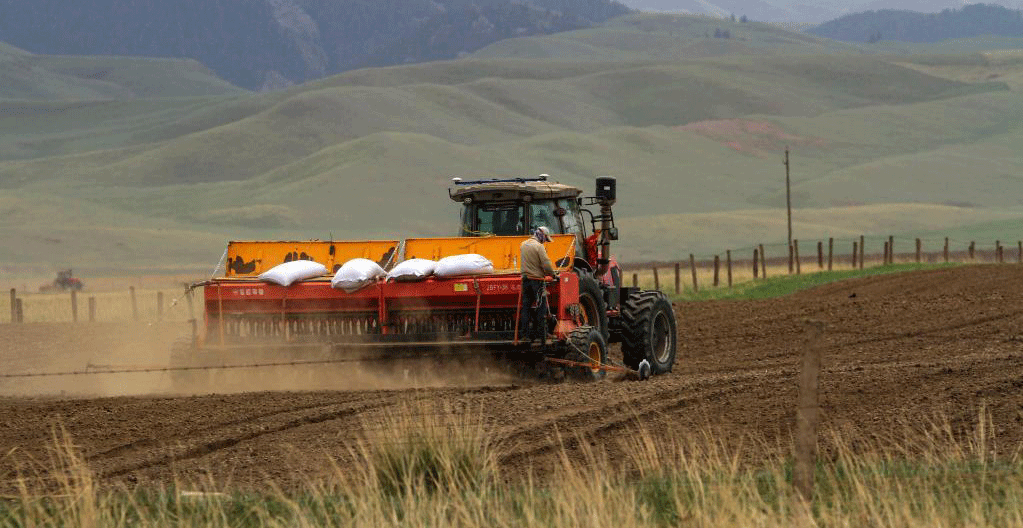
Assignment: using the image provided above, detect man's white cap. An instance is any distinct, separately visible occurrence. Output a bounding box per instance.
[535,226,552,242]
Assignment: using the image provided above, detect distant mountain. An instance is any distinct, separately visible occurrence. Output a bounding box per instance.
[619,0,1023,23]
[0,0,631,91]
[809,3,1023,43]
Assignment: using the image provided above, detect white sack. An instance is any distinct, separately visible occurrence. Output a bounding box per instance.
[386,258,436,282]
[258,260,328,287]
[331,258,386,292]
[434,254,494,277]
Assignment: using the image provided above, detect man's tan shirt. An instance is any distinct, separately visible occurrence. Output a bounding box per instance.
[520,237,556,280]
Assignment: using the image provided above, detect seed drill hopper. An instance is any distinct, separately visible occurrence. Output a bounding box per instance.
[174,176,677,385]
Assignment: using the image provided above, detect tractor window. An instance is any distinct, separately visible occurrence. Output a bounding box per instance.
[556,198,580,236]
[464,203,525,236]
[529,200,563,234]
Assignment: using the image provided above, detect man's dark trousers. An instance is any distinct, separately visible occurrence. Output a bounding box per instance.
[518,277,547,341]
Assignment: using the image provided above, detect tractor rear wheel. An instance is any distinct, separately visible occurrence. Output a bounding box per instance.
[565,326,607,382]
[621,291,677,375]
[576,271,608,342]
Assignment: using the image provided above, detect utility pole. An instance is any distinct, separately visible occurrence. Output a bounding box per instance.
[784,147,793,270]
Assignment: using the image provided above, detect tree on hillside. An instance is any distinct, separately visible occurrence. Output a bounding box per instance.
[740,15,748,23]
[730,13,736,22]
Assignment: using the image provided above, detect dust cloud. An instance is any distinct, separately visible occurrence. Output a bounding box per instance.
[0,323,520,398]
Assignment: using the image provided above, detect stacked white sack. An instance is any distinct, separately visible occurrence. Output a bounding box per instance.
[386,258,436,282]
[332,258,386,292]
[258,260,328,287]
[434,254,494,277]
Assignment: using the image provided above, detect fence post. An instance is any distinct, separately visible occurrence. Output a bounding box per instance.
[882,241,888,266]
[15,298,23,323]
[1018,241,1022,264]
[944,238,949,263]
[130,286,138,321]
[88,297,96,323]
[794,240,801,275]
[184,283,195,321]
[690,254,698,293]
[888,236,894,264]
[827,238,833,271]
[674,263,680,295]
[853,241,859,268]
[859,235,865,270]
[760,244,767,279]
[653,267,660,291]
[817,241,823,269]
[157,291,164,321]
[753,248,759,279]
[996,241,1003,263]
[788,244,794,274]
[632,273,638,288]
[969,241,975,261]
[9,288,15,323]
[71,290,78,323]
[726,250,733,288]
[794,320,825,505]
[713,255,720,287]
[915,238,922,263]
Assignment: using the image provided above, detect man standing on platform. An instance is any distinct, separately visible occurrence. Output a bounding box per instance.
[518,226,557,344]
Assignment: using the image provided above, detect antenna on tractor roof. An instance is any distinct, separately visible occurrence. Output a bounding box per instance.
[451,175,552,186]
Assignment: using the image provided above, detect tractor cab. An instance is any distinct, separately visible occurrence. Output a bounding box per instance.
[450,175,618,274]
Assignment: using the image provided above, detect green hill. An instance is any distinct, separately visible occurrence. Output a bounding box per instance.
[3,15,1023,275]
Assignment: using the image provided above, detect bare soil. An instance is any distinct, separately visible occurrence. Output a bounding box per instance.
[2,265,1022,491]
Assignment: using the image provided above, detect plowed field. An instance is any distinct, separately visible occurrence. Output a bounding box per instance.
[2,265,1023,491]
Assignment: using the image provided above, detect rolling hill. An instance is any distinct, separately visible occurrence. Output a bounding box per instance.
[3,14,1023,276]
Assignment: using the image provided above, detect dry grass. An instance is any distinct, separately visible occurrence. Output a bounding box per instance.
[2,405,1021,527]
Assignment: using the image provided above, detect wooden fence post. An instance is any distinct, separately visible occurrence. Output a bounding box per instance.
[888,236,894,264]
[882,241,888,266]
[653,267,660,291]
[157,291,164,321]
[690,254,699,293]
[713,255,720,287]
[760,244,767,279]
[859,235,865,270]
[794,240,801,275]
[969,241,975,261]
[794,320,825,504]
[853,241,859,268]
[788,244,794,275]
[184,283,195,321]
[944,237,949,263]
[997,241,1003,264]
[1018,241,1022,264]
[71,290,78,323]
[827,238,833,271]
[674,263,680,294]
[726,250,733,288]
[9,288,15,323]
[915,238,922,263]
[15,298,23,323]
[817,241,823,269]
[88,297,96,323]
[130,286,138,321]
[632,273,638,288]
[753,248,760,279]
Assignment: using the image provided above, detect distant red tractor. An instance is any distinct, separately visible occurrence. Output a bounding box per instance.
[40,269,84,293]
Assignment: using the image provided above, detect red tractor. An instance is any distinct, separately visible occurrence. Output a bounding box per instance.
[174,176,677,385]
[40,269,84,293]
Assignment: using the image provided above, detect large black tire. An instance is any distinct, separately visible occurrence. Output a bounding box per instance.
[566,326,608,382]
[621,291,677,375]
[576,271,609,342]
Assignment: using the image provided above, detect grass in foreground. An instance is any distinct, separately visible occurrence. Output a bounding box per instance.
[1,405,1021,527]
[668,262,959,302]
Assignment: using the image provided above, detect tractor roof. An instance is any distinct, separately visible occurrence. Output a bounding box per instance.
[449,180,582,203]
